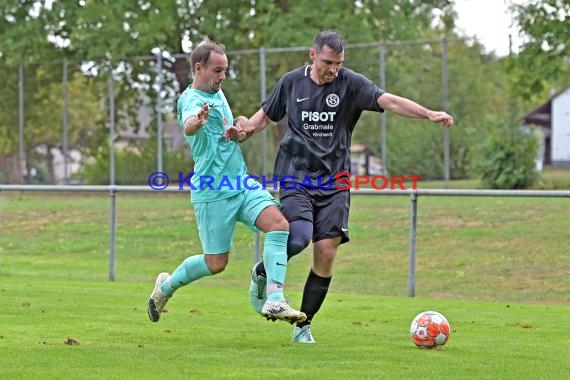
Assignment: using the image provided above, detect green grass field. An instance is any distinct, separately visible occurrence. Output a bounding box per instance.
[1,189,569,379]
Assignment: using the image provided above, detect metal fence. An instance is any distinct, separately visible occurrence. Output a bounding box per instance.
[2,37,486,187]
[2,184,568,297]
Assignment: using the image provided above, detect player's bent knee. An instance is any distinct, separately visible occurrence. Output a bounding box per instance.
[256,206,289,232]
[273,217,289,231]
[267,211,289,231]
[209,263,227,274]
[287,236,310,258]
[205,253,229,274]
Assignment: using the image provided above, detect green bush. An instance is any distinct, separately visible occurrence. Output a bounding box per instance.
[478,126,539,189]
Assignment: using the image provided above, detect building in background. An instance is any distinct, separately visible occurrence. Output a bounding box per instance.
[524,86,570,167]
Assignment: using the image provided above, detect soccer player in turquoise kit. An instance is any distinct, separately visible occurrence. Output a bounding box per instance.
[147,41,306,325]
[230,30,453,343]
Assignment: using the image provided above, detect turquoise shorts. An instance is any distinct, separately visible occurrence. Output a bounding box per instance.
[193,180,279,254]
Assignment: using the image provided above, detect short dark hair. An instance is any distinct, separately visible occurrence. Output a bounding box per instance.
[190,41,226,74]
[313,30,345,54]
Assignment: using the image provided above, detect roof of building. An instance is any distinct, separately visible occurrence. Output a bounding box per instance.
[523,86,570,128]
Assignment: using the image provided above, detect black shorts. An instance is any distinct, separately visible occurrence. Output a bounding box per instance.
[279,188,350,244]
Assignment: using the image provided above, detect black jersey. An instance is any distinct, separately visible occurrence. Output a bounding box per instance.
[263,65,385,194]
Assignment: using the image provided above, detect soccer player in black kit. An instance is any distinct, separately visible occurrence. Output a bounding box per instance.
[226,30,453,343]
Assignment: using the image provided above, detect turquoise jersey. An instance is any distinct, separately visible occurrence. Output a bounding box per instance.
[177,87,248,203]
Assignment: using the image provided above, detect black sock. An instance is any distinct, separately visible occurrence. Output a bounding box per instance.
[297,269,331,327]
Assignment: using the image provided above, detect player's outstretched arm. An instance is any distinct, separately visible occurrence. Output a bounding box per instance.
[378,93,453,128]
[248,108,273,134]
[184,102,210,135]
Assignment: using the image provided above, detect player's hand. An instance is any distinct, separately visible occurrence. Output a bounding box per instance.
[428,111,453,128]
[196,102,210,126]
[224,126,247,142]
[224,116,254,142]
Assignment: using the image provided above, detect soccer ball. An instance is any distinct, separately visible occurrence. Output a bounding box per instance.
[409,311,451,349]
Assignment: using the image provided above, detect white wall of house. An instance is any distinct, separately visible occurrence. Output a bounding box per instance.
[551,87,570,164]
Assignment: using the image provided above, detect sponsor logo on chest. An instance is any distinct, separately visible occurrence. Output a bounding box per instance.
[299,93,339,137]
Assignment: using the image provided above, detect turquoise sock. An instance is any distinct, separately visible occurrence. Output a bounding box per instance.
[263,231,289,302]
[161,255,212,297]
